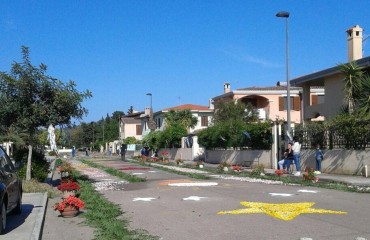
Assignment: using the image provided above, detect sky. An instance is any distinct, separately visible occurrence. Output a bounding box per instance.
[1,0,370,123]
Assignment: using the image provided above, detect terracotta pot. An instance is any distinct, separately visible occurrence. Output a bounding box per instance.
[62,191,76,199]
[60,207,79,218]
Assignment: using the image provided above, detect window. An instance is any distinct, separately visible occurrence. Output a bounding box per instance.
[311,95,324,105]
[136,125,142,135]
[279,96,300,111]
[201,116,208,127]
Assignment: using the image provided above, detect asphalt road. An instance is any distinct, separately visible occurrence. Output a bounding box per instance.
[81,158,370,240]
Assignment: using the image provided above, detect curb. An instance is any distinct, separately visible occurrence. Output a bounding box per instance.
[31,192,48,240]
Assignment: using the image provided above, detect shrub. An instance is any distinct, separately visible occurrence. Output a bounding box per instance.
[14,148,49,181]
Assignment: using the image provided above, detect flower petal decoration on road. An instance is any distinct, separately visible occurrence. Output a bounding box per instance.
[217,202,347,221]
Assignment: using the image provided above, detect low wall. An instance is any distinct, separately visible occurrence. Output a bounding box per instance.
[300,149,370,175]
[205,150,272,168]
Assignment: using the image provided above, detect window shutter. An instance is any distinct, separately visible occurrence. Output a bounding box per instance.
[136,125,142,135]
[293,96,300,111]
[279,97,284,111]
[312,95,318,105]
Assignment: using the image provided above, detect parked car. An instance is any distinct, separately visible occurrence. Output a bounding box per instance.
[0,146,22,234]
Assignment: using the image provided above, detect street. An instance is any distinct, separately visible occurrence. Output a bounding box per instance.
[74,158,370,240]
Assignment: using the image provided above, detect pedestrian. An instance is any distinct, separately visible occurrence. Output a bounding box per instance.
[85,147,89,157]
[278,142,294,173]
[315,143,324,174]
[292,136,302,176]
[71,146,75,158]
[120,144,127,161]
[108,146,112,157]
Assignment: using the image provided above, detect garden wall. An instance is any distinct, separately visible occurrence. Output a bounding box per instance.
[300,149,370,176]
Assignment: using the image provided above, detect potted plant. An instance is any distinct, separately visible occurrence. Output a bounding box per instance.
[231,165,242,173]
[58,161,74,178]
[160,151,169,163]
[175,158,184,166]
[53,195,85,218]
[195,161,204,169]
[302,168,319,183]
[218,162,230,172]
[57,180,81,198]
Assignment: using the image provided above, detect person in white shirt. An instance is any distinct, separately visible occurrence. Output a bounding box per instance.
[292,136,301,176]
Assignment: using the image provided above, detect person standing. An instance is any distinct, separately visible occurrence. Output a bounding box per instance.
[292,136,301,176]
[120,144,127,161]
[71,146,75,158]
[315,144,324,174]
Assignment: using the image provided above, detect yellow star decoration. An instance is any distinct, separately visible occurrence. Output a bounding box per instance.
[218,202,347,221]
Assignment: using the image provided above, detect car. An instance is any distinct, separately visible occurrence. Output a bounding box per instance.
[0,146,22,234]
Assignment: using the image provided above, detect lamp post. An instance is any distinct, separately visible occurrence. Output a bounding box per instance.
[276,11,291,135]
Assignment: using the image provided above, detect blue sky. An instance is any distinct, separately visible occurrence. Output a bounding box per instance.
[1,0,370,123]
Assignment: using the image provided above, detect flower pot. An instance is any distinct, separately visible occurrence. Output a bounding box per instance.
[62,191,76,199]
[60,207,79,218]
[223,167,229,172]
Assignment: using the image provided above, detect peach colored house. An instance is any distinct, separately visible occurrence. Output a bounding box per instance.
[291,25,370,121]
[119,111,143,141]
[212,83,324,125]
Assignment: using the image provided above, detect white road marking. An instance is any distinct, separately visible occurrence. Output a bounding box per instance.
[168,182,218,187]
[298,190,319,193]
[133,197,156,202]
[269,193,295,197]
[183,196,208,201]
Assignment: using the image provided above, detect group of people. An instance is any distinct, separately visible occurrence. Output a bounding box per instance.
[278,136,324,175]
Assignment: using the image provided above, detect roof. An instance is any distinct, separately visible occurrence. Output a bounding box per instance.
[121,118,141,124]
[237,86,302,91]
[290,56,370,86]
[162,104,211,111]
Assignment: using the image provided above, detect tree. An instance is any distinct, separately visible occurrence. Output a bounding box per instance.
[164,109,198,132]
[339,61,364,114]
[0,46,92,180]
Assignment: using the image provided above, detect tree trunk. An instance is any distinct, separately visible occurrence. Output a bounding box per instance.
[26,144,33,181]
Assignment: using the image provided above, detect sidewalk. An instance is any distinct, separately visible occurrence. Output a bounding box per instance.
[2,192,48,240]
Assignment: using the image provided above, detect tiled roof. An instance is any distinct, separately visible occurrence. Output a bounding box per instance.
[237,86,302,91]
[163,104,211,111]
[121,118,141,124]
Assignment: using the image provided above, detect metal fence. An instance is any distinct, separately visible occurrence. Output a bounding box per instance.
[295,127,370,150]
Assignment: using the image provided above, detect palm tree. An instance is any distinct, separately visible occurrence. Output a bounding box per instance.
[338,61,364,114]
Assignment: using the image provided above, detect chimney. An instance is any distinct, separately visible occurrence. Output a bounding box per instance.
[224,82,230,93]
[347,25,363,62]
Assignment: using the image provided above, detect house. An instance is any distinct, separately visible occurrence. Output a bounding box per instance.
[290,25,370,121]
[140,103,214,138]
[212,83,324,125]
[119,111,144,141]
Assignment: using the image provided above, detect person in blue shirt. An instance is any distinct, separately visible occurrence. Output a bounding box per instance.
[315,144,324,174]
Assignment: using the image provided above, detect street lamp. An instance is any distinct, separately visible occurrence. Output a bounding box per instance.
[276,11,291,135]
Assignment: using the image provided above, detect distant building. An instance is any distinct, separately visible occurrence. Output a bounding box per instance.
[212,83,324,125]
[140,103,214,138]
[119,111,143,141]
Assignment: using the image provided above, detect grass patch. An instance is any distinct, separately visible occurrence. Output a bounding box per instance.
[73,171,159,240]
[81,159,146,183]
[22,179,60,198]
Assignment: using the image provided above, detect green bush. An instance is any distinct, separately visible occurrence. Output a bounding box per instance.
[13,148,49,181]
